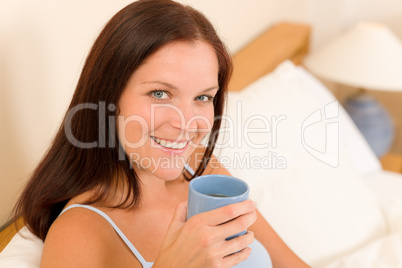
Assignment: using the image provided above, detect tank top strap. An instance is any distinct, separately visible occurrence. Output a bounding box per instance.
[60,204,153,267]
[183,163,195,176]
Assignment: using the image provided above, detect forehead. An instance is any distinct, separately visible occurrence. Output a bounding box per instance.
[146,40,218,65]
[130,40,219,88]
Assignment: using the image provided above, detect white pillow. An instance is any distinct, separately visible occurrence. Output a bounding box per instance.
[217,60,381,180]
[215,61,388,266]
[0,227,43,267]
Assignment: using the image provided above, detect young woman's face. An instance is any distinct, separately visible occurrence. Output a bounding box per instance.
[117,40,219,180]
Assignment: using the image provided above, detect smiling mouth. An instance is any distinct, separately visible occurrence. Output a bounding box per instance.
[151,136,189,150]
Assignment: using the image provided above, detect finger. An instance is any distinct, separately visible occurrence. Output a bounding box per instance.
[198,200,257,226]
[216,210,257,240]
[222,246,252,267]
[166,201,187,234]
[173,201,188,223]
[222,230,254,257]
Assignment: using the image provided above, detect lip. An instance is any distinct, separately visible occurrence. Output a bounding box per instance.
[151,136,189,144]
[150,136,190,154]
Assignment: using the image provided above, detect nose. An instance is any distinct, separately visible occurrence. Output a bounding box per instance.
[169,102,198,133]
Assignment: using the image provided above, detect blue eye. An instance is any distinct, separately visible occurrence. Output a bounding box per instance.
[151,90,169,99]
[195,95,214,102]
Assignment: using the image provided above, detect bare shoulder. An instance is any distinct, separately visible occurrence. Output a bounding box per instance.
[40,206,117,267]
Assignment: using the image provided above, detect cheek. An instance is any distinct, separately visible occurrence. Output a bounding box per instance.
[151,107,173,126]
[203,110,215,130]
[194,108,214,138]
[116,106,152,146]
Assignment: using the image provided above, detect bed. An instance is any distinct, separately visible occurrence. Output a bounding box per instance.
[1,22,402,267]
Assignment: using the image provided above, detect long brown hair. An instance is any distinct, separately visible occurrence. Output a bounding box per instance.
[14,0,232,241]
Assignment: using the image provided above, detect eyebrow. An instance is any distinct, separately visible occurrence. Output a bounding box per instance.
[141,81,219,93]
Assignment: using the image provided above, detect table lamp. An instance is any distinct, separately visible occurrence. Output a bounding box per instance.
[304,22,402,157]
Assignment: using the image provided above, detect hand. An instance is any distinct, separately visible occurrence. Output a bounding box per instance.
[153,200,257,268]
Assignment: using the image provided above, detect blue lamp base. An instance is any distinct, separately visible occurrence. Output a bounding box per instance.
[343,92,394,158]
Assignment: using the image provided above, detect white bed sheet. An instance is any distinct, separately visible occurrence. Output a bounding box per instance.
[321,172,402,268]
[365,170,402,208]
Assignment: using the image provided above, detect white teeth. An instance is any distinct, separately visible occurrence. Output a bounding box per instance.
[152,136,187,150]
[179,142,186,148]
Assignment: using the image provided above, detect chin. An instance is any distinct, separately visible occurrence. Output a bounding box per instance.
[151,166,185,181]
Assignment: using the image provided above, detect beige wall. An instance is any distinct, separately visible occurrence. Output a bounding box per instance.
[1,0,402,227]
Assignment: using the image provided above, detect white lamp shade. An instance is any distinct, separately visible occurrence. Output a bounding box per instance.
[304,22,402,91]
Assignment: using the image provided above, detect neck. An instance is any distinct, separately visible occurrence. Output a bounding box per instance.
[134,169,188,209]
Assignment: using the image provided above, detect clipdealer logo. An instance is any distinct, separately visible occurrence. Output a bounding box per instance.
[63,100,340,170]
[301,101,339,167]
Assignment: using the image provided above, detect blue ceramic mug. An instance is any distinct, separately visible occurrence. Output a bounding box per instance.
[187,174,250,240]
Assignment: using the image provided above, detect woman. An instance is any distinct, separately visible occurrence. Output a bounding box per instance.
[14,0,309,267]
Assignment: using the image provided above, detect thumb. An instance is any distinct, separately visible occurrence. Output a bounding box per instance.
[173,201,188,223]
[156,202,189,265]
[168,201,187,232]
[163,201,187,244]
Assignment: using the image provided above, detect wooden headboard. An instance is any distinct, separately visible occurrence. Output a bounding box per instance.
[0,22,311,253]
[229,22,310,92]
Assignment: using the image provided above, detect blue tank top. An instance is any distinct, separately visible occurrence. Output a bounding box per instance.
[60,164,272,267]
